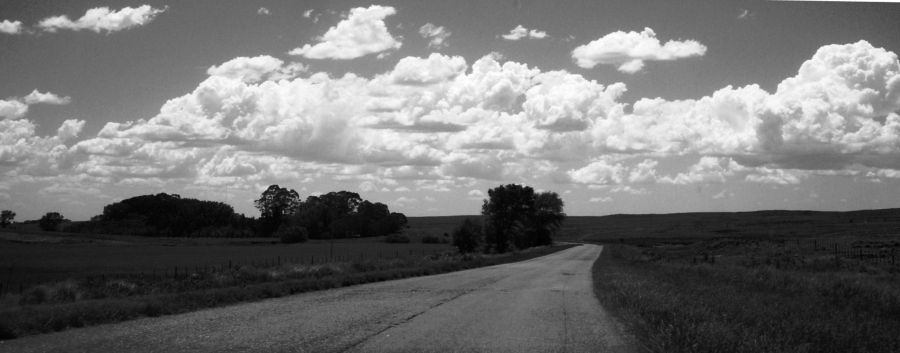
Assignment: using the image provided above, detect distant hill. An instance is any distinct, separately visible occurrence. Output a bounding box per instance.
[408,209,900,242]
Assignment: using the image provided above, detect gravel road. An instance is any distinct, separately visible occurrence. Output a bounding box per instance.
[0,244,633,353]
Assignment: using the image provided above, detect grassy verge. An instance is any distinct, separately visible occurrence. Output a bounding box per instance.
[592,242,900,353]
[0,244,573,340]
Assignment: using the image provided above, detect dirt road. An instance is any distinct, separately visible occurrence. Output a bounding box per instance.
[0,244,633,353]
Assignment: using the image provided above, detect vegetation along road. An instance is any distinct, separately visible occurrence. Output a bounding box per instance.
[0,244,633,353]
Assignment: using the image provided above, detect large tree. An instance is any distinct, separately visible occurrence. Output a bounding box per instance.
[529,192,566,247]
[255,185,300,236]
[0,210,15,228]
[482,184,536,253]
[481,184,565,253]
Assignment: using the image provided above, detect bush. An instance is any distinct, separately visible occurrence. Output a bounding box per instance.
[421,235,443,244]
[384,234,411,243]
[276,225,309,244]
[452,218,482,253]
[38,212,66,231]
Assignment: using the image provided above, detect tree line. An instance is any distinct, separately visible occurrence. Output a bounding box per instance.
[2,183,566,253]
[254,185,407,243]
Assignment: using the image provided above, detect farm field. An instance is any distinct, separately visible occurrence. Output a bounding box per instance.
[0,223,456,291]
[590,219,900,352]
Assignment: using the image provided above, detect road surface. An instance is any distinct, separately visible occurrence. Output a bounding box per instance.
[0,244,633,353]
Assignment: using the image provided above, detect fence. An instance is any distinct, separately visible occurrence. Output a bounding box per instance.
[783,238,899,266]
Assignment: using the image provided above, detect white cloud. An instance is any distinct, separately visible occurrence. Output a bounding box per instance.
[258,7,271,16]
[3,41,894,208]
[359,181,377,192]
[660,157,739,185]
[419,23,451,49]
[589,196,613,203]
[1,90,71,119]
[571,27,706,73]
[738,9,752,20]
[303,9,314,18]
[568,160,626,185]
[57,119,85,142]
[744,168,805,185]
[38,5,165,33]
[289,5,401,60]
[501,25,547,41]
[712,190,733,199]
[24,90,71,105]
[0,20,23,34]
[389,53,466,85]
[206,55,306,83]
[0,118,83,175]
[0,99,29,119]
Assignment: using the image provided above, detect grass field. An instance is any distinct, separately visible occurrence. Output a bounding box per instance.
[0,231,454,291]
[592,236,900,353]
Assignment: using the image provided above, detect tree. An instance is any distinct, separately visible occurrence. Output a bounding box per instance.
[39,212,66,231]
[481,185,566,253]
[0,210,15,228]
[482,184,535,253]
[255,185,300,237]
[529,192,566,246]
[452,218,482,253]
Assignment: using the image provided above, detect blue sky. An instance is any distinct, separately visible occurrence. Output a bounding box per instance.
[1,0,900,220]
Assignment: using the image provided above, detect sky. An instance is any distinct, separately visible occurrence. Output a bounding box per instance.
[1,0,900,221]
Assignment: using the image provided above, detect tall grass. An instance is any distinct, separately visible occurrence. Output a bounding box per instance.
[593,244,900,353]
[0,244,572,340]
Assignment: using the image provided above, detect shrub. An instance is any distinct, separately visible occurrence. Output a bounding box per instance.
[421,235,442,244]
[276,225,309,244]
[38,212,66,231]
[384,234,411,243]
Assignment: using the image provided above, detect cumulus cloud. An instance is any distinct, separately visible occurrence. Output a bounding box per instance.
[0,118,84,175]
[5,40,896,205]
[501,25,547,41]
[206,55,307,83]
[660,157,738,185]
[419,23,451,49]
[289,5,401,60]
[257,7,271,16]
[24,90,72,105]
[0,99,29,119]
[1,90,71,119]
[0,20,23,34]
[568,160,626,185]
[571,27,706,73]
[38,5,165,33]
[589,196,613,203]
[389,53,466,85]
